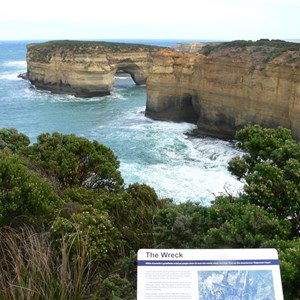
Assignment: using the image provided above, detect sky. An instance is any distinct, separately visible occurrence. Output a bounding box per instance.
[0,0,299,41]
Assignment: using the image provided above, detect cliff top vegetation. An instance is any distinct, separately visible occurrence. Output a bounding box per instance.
[201,39,300,63]
[216,39,300,51]
[27,40,164,63]
[28,39,165,50]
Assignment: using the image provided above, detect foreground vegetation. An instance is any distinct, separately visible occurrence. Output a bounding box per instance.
[0,126,300,299]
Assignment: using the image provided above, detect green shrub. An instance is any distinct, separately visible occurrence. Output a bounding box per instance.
[0,152,59,227]
[0,128,30,152]
[228,125,300,235]
[25,132,124,191]
[205,196,291,248]
[51,205,121,263]
[153,201,210,248]
[263,238,300,300]
[101,274,136,300]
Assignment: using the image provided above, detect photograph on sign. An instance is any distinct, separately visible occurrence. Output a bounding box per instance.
[198,270,275,299]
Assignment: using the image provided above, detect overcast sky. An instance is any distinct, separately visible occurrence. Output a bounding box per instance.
[0,0,299,41]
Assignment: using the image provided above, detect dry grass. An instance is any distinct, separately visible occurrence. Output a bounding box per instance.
[0,226,101,300]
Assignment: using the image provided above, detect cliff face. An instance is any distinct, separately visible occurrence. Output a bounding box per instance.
[146,40,300,139]
[26,40,300,139]
[172,42,221,53]
[26,41,163,97]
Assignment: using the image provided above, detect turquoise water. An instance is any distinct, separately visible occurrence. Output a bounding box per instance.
[0,40,243,204]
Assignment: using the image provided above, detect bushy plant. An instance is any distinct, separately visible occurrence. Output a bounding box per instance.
[25,132,124,191]
[51,205,121,263]
[0,151,59,227]
[205,196,291,248]
[153,196,290,249]
[153,201,210,248]
[101,274,136,300]
[263,238,300,300]
[0,128,30,152]
[92,184,164,252]
[125,183,161,247]
[228,125,300,235]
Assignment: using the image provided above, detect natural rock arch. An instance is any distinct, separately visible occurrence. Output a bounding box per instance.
[114,63,147,86]
[25,40,163,98]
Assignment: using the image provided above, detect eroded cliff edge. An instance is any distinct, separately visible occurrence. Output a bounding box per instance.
[26,40,163,97]
[146,40,300,139]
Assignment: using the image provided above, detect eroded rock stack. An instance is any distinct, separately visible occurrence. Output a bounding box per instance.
[26,40,163,97]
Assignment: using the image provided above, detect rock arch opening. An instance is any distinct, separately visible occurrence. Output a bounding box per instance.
[179,93,199,124]
[114,70,136,88]
[113,63,147,88]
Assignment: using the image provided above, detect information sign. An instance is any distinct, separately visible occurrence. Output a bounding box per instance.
[137,248,283,300]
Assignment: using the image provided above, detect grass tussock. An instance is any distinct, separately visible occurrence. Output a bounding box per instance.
[0,226,101,300]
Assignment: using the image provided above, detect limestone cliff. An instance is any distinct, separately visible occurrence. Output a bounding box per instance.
[172,42,221,53]
[146,40,300,139]
[26,40,163,97]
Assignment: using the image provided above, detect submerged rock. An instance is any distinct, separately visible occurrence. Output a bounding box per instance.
[18,72,28,80]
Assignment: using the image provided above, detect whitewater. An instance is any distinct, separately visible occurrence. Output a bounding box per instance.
[0,40,243,204]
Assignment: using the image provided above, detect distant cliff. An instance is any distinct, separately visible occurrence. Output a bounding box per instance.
[146,39,300,139]
[172,42,222,53]
[26,40,163,97]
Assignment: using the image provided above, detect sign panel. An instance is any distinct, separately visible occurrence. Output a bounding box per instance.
[137,248,283,300]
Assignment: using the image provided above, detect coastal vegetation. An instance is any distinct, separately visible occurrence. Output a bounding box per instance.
[212,38,300,51]
[29,40,164,50]
[0,126,300,299]
[201,38,300,62]
[27,40,164,63]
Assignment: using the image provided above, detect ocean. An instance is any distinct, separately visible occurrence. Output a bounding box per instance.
[0,39,243,204]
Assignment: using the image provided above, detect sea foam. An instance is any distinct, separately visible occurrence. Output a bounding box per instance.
[3,60,27,67]
[92,104,244,204]
[0,73,22,81]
